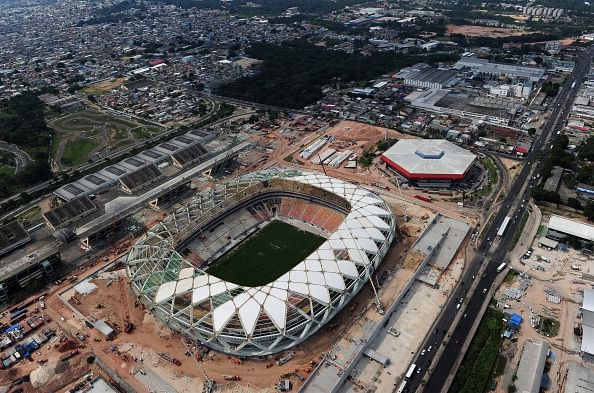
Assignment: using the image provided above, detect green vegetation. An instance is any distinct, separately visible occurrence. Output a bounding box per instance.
[14,205,41,226]
[538,316,560,337]
[211,103,235,120]
[541,81,561,97]
[61,139,98,167]
[131,127,150,139]
[533,135,573,205]
[217,40,460,108]
[494,355,507,376]
[510,210,529,250]
[0,166,15,177]
[449,307,506,393]
[0,93,50,154]
[483,157,498,184]
[376,138,398,152]
[0,93,53,198]
[504,269,518,284]
[207,220,325,287]
[358,150,375,167]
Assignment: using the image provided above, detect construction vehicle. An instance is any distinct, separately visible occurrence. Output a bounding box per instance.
[124,320,134,333]
[277,353,294,366]
[159,352,181,366]
[60,350,79,362]
[223,375,240,381]
[277,379,292,391]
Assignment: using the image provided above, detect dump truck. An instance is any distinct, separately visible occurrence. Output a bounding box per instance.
[223,375,241,381]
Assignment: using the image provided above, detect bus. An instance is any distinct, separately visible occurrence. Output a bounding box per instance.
[497,216,511,237]
[496,262,507,273]
[405,364,416,379]
[396,380,407,393]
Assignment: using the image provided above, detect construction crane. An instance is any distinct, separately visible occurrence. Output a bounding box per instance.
[181,338,216,393]
[117,272,134,333]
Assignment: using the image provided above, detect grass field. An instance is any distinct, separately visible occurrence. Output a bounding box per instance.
[0,166,15,176]
[61,139,98,167]
[207,220,326,287]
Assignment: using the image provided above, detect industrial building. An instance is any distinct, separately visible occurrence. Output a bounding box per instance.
[43,196,97,230]
[546,215,594,247]
[454,58,546,82]
[564,364,594,393]
[405,88,516,125]
[55,131,214,201]
[0,250,61,305]
[514,340,550,393]
[381,139,476,181]
[0,221,31,257]
[394,63,459,89]
[119,164,162,194]
[581,288,594,357]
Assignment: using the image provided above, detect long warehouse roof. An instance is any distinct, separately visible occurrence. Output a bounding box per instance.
[548,215,594,243]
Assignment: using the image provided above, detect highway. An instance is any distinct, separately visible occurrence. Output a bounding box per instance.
[405,46,594,393]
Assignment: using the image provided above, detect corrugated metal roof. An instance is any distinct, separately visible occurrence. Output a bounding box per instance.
[548,215,594,242]
[583,288,594,313]
[515,340,549,393]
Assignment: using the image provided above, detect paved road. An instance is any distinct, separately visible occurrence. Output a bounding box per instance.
[404,47,594,393]
[0,141,32,174]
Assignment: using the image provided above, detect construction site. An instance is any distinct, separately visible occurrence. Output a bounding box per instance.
[0,112,482,393]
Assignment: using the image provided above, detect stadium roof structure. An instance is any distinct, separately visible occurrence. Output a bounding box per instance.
[126,169,396,356]
[381,139,476,180]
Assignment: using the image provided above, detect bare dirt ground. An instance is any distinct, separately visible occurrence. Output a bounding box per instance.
[499,158,523,183]
[446,24,532,37]
[325,120,412,155]
[493,241,593,393]
[82,78,126,95]
[47,196,431,392]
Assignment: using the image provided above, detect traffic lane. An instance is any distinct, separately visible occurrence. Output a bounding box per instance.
[408,255,487,365]
[413,51,591,391]
[409,264,498,386]
[422,273,499,390]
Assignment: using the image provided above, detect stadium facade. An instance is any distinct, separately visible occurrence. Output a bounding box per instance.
[381,139,476,181]
[126,169,396,356]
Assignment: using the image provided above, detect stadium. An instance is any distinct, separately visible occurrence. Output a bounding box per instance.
[126,169,396,356]
[381,139,476,182]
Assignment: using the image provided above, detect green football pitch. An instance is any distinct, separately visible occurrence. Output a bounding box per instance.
[206,220,326,287]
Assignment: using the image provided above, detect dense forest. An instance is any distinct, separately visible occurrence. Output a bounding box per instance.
[216,40,460,108]
[0,93,52,198]
[0,93,50,155]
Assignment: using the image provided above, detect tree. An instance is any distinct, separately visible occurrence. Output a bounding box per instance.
[568,197,582,210]
[528,128,536,136]
[585,201,594,220]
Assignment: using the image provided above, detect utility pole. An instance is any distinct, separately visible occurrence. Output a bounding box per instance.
[318,153,327,176]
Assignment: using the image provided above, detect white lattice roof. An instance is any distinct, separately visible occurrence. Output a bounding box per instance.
[127,169,396,355]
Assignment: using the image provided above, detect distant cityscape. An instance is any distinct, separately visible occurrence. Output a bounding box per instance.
[2,1,594,393]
